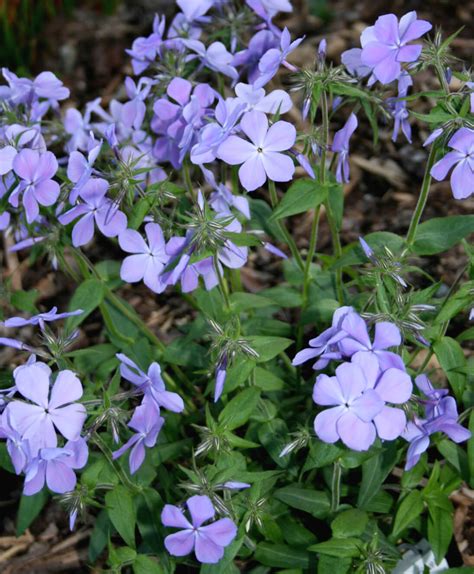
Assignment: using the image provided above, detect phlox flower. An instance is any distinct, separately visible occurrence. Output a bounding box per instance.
[67,140,102,203]
[217,110,296,191]
[0,409,30,474]
[5,363,87,455]
[126,15,166,75]
[232,30,278,84]
[360,11,432,84]
[255,27,304,88]
[332,113,358,183]
[118,222,169,293]
[122,77,154,130]
[117,354,184,412]
[59,178,127,247]
[112,401,164,474]
[161,495,237,563]
[1,307,83,329]
[23,438,88,495]
[403,377,471,470]
[177,0,215,22]
[2,68,69,107]
[313,353,412,450]
[11,149,60,224]
[430,127,474,200]
[183,40,238,80]
[234,82,292,115]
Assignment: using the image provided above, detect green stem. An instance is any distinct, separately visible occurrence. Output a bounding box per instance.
[93,433,142,493]
[325,199,344,304]
[214,256,231,312]
[268,180,304,270]
[331,461,342,512]
[183,161,196,201]
[406,144,438,247]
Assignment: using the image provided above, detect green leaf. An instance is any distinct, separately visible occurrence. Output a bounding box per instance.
[218,387,261,430]
[133,555,165,574]
[255,543,310,569]
[136,489,166,556]
[317,555,352,574]
[11,289,38,313]
[105,486,137,548]
[229,292,274,312]
[89,510,113,562]
[331,509,369,538]
[270,179,328,220]
[332,232,404,269]
[357,443,398,509]
[253,367,285,391]
[427,506,453,564]
[246,336,293,362]
[433,337,467,400]
[412,215,474,255]
[16,490,48,536]
[392,490,424,537]
[309,537,361,558]
[200,538,244,574]
[258,418,290,468]
[274,486,330,519]
[66,278,105,330]
[303,440,343,471]
[437,439,469,481]
[327,182,344,231]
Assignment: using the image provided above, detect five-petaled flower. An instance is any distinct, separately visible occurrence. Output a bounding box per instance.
[430,127,474,200]
[161,495,237,563]
[360,11,432,84]
[5,363,87,455]
[118,222,169,293]
[217,110,296,191]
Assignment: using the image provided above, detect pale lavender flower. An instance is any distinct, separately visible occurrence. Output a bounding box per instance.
[11,149,60,223]
[389,73,413,143]
[423,127,443,148]
[293,306,354,370]
[23,438,88,495]
[1,307,83,329]
[202,167,250,219]
[403,390,471,471]
[177,0,215,21]
[430,127,474,199]
[191,98,246,164]
[117,354,184,412]
[360,12,431,84]
[112,401,164,474]
[234,82,292,114]
[313,353,412,450]
[59,178,127,247]
[232,30,278,84]
[67,141,102,203]
[184,40,238,80]
[126,15,166,75]
[0,211,11,230]
[161,495,237,563]
[217,110,296,191]
[255,27,304,88]
[118,222,169,293]
[2,69,69,107]
[332,113,357,183]
[0,409,31,474]
[5,364,86,455]
[122,77,154,130]
[341,48,373,80]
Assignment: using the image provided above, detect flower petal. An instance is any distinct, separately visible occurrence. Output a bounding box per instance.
[375,368,412,403]
[161,504,193,529]
[374,406,406,440]
[261,151,295,183]
[314,406,346,443]
[48,370,83,410]
[164,530,195,557]
[238,154,266,192]
[14,363,50,407]
[187,495,215,528]
[336,411,376,451]
[50,403,87,441]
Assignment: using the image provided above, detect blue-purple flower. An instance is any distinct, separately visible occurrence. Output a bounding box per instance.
[112,401,164,474]
[161,495,237,563]
[217,110,296,191]
[332,113,358,183]
[313,353,412,450]
[430,127,474,200]
[360,12,432,84]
